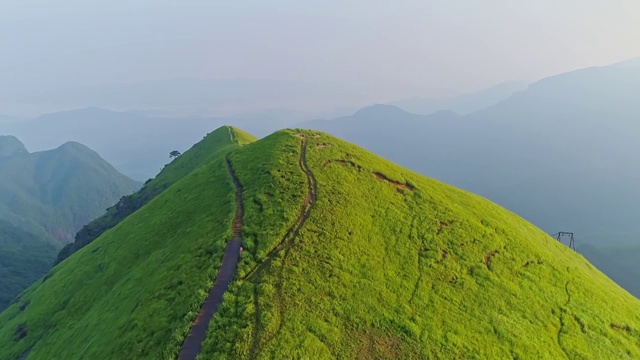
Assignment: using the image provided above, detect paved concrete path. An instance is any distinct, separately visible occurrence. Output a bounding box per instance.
[178,156,243,360]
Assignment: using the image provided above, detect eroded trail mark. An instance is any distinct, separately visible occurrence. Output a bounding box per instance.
[228,126,238,144]
[523,259,543,268]
[556,280,572,359]
[483,250,498,270]
[322,159,363,171]
[438,249,448,263]
[248,135,318,358]
[436,220,454,235]
[178,156,244,360]
[373,172,414,191]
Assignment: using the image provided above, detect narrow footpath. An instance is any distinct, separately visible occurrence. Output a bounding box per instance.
[247,136,318,357]
[178,155,244,360]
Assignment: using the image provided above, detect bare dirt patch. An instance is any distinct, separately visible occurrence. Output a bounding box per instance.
[322,159,363,171]
[610,323,632,333]
[484,250,499,269]
[437,249,448,263]
[356,331,402,359]
[436,220,454,235]
[523,259,544,267]
[373,172,414,191]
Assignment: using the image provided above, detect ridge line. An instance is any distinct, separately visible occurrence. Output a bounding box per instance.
[247,134,318,357]
[177,154,244,360]
[228,126,238,144]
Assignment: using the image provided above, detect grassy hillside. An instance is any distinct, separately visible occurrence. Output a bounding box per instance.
[202,130,640,359]
[56,126,256,263]
[2,129,640,359]
[302,61,640,298]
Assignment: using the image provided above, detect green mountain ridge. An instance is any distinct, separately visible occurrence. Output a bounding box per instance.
[1,127,639,359]
[0,136,141,310]
[56,126,256,263]
[0,138,141,243]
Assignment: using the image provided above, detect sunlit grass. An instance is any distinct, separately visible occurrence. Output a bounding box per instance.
[2,128,640,359]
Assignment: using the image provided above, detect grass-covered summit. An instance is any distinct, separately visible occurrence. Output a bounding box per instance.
[2,127,640,359]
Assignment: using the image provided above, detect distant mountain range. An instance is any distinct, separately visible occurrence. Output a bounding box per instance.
[0,107,317,180]
[389,80,529,115]
[3,78,364,117]
[301,58,640,296]
[0,136,139,310]
[0,108,227,180]
[0,77,527,182]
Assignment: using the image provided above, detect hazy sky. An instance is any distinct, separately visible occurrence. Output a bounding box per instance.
[1,1,639,99]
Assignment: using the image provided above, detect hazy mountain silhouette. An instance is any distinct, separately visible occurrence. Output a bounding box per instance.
[1,107,320,180]
[9,78,362,116]
[390,80,528,115]
[0,108,228,180]
[0,136,139,310]
[0,136,140,244]
[0,135,28,161]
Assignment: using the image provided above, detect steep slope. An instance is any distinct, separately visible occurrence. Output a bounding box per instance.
[56,126,256,263]
[2,129,640,359]
[300,60,640,297]
[302,105,461,181]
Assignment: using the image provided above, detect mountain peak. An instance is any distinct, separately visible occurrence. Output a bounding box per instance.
[0,135,28,159]
[353,104,410,117]
[57,140,90,150]
[53,141,97,158]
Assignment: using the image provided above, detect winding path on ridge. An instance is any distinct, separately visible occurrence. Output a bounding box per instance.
[178,155,244,360]
[178,133,317,359]
[246,135,318,357]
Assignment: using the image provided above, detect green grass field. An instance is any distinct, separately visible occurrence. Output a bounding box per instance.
[2,127,640,359]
